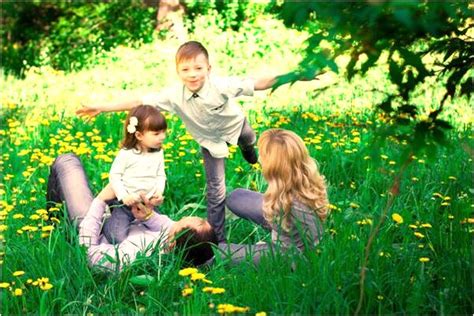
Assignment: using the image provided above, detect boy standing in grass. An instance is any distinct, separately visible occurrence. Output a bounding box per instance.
[78,41,309,242]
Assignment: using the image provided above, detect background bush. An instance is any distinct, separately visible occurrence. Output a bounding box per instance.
[1,0,155,76]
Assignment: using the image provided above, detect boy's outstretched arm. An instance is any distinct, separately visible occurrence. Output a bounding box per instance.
[76,99,143,118]
[253,75,280,91]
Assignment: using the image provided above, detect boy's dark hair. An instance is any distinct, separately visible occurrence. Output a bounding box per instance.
[122,105,167,151]
[174,222,218,266]
[176,41,209,65]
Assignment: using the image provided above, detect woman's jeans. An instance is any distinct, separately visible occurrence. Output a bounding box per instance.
[46,153,94,226]
[217,188,272,265]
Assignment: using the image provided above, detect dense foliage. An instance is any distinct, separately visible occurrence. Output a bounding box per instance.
[271,1,473,155]
[1,0,155,76]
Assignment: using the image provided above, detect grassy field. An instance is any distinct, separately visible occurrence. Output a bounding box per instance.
[1,14,473,315]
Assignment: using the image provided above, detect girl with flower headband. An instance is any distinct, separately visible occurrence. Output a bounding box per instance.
[88,105,168,244]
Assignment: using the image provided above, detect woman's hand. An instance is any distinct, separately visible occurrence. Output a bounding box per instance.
[130,203,153,221]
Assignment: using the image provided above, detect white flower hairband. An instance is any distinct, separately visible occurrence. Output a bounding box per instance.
[127,116,138,134]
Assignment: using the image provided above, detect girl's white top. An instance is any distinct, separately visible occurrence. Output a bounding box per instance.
[109,148,166,201]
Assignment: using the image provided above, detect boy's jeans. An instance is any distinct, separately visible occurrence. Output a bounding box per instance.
[202,118,256,242]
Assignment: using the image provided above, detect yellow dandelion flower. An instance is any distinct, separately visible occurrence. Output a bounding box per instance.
[391,213,403,224]
[29,214,40,220]
[411,177,419,182]
[182,288,193,297]
[414,232,425,239]
[13,288,23,296]
[190,272,206,281]
[0,282,10,288]
[41,225,54,232]
[203,287,225,294]
[350,202,360,209]
[420,223,432,228]
[357,219,372,226]
[40,283,53,291]
[0,224,7,232]
[419,257,430,263]
[13,271,25,277]
[50,217,60,224]
[256,312,267,316]
[36,209,48,216]
[179,268,198,277]
[217,304,250,314]
[377,295,384,300]
[448,176,457,181]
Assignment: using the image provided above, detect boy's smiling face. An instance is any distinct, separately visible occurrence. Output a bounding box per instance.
[176,53,211,93]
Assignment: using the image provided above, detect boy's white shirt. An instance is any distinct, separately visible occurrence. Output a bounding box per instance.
[142,76,255,158]
[109,148,166,201]
[78,200,175,270]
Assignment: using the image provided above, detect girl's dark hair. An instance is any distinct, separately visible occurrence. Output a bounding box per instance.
[122,105,167,151]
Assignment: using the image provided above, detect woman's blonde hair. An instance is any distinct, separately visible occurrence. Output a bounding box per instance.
[258,129,328,230]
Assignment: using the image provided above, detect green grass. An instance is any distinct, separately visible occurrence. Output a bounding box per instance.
[1,14,473,315]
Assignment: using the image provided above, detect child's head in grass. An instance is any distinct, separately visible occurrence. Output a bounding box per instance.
[258,128,329,230]
[122,105,167,153]
[175,41,211,93]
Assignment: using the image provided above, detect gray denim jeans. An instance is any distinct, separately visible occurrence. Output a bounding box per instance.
[47,153,94,226]
[215,188,273,265]
[202,118,256,242]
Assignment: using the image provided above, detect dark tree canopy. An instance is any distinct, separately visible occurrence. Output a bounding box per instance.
[271,1,473,153]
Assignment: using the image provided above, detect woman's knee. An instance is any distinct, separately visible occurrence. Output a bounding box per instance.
[52,153,81,173]
[226,189,250,213]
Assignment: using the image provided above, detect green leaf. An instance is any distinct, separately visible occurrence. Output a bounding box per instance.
[459,80,473,98]
[129,275,155,287]
[433,119,453,130]
[389,59,403,87]
[360,51,381,74]
[378,99,393,114]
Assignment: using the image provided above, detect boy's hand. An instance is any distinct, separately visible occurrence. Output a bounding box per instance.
[76,103,102,118]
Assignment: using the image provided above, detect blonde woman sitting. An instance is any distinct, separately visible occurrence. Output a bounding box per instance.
[221,128,329,264]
